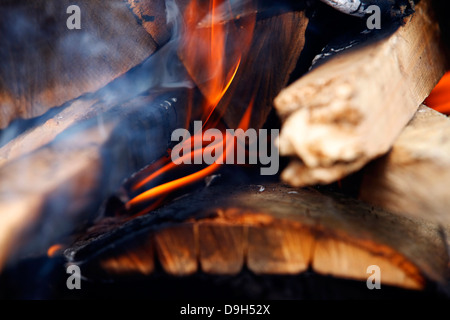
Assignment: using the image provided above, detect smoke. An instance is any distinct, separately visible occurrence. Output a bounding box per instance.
[0,0,199,275]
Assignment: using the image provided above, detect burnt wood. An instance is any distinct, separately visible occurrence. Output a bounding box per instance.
[65,183,449,291]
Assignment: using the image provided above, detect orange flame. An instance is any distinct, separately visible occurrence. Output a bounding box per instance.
[47,244,63,258]
[126,0,256,214]
[425,71,450,115]
[181,0,243,122]
[127,100,253,210]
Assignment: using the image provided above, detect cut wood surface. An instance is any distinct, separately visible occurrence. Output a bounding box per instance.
[66,183,449,290]
[360,105,450,224]
[274,0,447,187]
[0,0,160,129]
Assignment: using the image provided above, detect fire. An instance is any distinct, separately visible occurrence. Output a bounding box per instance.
[125,0,256,214]
[425,71,450,115]
[180,0,252,121]
[127,102,253,210]
[47,244,63,258]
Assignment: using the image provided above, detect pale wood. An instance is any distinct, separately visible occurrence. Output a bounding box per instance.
[0,0,158,129]
[274,0,447,187]
[360,105,450,224]
[66,183,449,290]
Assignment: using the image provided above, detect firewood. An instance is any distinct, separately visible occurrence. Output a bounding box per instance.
[154,224,198,276]
[126,0,172,47]
[274,0,447,187]
[216,10,309,130]
[360,105,450,224]
[0,6,311,272]
[178,9,309,130]
[113,1,309,131]
[0,98,98,167]
[66,183,449,290]
[0,88,192,271]
[0,0,160,129]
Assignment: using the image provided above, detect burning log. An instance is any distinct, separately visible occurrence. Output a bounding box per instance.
[0,2,310,271]
[360,105,450,224]
[274,0,447,187]
[67,183,449,291]
[177,2,309,130]
[0,86,193,271]
[0,98,98,167]
[0,0,162,129]
[214,10,309,130]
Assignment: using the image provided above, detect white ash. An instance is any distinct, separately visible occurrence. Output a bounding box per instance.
[319,0,365,17]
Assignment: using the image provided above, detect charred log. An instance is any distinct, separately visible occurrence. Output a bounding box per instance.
[66,183,449,291]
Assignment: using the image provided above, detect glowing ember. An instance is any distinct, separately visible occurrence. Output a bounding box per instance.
[425,71,450,115]
[47,244,63,258]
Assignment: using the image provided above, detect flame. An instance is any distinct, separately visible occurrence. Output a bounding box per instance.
[125,0,256,214]
[127,101,253,210]
[47,244,63,258]
[181,0,243,122]
[425,71,450,115]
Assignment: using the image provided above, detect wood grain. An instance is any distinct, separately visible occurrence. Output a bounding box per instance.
[198,223,245,275]
[360,105,450,224]
[247,223,313,274]
[154,224,198,276]
[100,234,155,276]
[217,10,309,130]
[66,183,449,290]
[0,0,158,129]
[275,0,447,187]
[178,9,309,130]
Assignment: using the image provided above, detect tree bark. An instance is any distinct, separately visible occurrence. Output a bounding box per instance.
[66,183,449,290]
